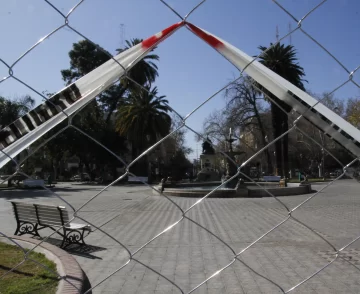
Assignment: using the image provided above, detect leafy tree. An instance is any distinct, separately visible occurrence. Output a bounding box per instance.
[288,92,349,176]
[61,39,160,123]
[61,40,111,85]
[0,95,35,175]
[168,115,193,156]
[60,40,121,121]
[6,37,162,180]
[26,100,128,181]
[150,115,193,180]
[346,97,360,128]
[257,43,306,177]
[0,95,35,128]
[164,149,192,180]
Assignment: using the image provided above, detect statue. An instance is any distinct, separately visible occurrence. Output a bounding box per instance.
[202,137,215,155]
[235,178,244,191]
[159,178,166,192]
[195,137,219,182]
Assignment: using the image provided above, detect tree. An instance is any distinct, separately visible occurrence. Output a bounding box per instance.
[101,38,160,123]
[116,86,171,176]
[288,92,348,176]
[257,43,306,177]
[202,109,231,143]
[116,39,159,90]
[0,95,35,175]
[116,87,171,147]
[61,39,160,123]
[164,149,192,180]
[41,39,135,180]
[225,76,272,173]
[152,115,193,181]
[166,114,193,156]
[0,95,35,128]
[30,101,128,181]
[60,40,124,122]
[61,40,111,85]
[201,77,274,174]
[346,97,360,128]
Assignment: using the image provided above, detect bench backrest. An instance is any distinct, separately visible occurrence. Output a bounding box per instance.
[11,201,70,226]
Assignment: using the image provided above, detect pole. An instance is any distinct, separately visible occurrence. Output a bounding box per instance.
[322,148,325,179]
[319,131,325,179]
[281,121,285,178]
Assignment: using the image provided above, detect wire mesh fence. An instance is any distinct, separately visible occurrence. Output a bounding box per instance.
[1,0,360,293]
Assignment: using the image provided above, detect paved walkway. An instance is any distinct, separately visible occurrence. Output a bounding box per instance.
[1,180,360,293]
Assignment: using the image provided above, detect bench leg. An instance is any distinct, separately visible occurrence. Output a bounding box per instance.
[60,228,67,248]
[61,229,87,248]
[15,222,40,237]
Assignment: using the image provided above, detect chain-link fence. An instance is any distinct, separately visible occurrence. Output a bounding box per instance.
[1,0,360,293]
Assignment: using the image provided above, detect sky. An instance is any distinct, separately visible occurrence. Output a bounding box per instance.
[1,0,360,161]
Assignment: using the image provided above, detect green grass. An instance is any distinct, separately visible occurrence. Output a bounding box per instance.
[0,242,58,294]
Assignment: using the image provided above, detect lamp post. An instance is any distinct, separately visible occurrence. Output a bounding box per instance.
[225,128,237,177]
[223,127,245,188]
[227,128,236,153]
[318,130,326,179]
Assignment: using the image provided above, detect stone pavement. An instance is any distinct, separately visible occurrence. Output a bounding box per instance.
[1,180,360,293]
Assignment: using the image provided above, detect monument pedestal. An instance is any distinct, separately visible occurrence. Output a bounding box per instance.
[235,178,248,197]
[222,175,238,188]
[195,153,220,182]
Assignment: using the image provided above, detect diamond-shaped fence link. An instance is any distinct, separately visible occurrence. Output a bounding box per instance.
[1,0,360,293]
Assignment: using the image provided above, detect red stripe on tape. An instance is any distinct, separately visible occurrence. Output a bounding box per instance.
[186,23,223,49]
[142,22,184,49]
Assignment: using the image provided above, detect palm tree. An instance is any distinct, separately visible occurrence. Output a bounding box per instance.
[257,43,306,177]
[116,86,171,176]
[103,39,160,123]
[116,38,159,89]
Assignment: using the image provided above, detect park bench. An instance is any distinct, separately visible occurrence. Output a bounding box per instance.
[10,201,91,248]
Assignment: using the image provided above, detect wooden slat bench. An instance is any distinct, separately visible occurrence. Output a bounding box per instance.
[10,201,92,248]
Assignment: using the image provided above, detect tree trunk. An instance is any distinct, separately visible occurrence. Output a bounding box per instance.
[105,88,126,124]
[271,102,283,176]
[255,107,273,174]
[131,142,148,177]
[53,160,57,181]
[84,162,91,176]
[147,153,152,184]
[282,116,289,179]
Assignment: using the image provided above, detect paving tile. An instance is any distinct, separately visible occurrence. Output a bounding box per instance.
[2,181,360,293]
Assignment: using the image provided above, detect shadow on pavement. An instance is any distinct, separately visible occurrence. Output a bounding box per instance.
[42,237,106,260]
[82,269,93,294]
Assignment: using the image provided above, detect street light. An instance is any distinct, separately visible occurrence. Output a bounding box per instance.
[318,130,326,178]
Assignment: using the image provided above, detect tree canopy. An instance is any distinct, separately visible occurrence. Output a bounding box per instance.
[0,38,192,182]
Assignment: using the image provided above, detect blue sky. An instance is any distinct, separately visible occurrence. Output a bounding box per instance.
[1,0,360,160]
